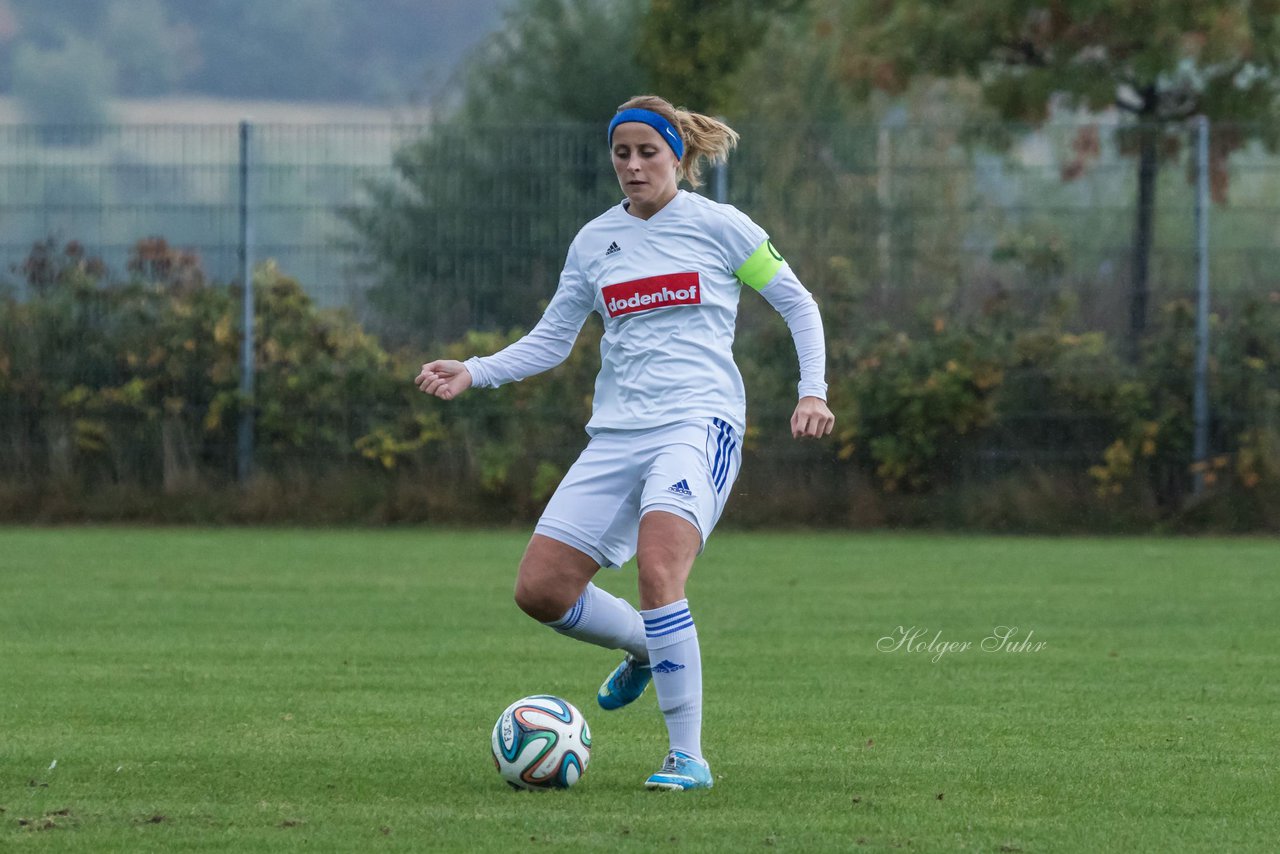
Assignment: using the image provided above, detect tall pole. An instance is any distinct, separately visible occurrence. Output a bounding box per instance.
[712,116,729,204]
[237,119,255,484]
[712,155,728,204]
[1192,115,1211,496]
[877,124,893,306]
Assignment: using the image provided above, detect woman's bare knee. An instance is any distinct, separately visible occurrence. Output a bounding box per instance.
[513,577,574,622]
[513,534,599,623]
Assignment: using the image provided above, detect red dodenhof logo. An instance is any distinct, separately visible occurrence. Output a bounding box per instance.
[601,272,701,317]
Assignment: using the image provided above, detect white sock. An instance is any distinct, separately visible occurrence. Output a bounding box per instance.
[641,598,703,761]
[543,582,647,661]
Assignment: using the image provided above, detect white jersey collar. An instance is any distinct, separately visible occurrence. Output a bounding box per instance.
[619,189,687,224]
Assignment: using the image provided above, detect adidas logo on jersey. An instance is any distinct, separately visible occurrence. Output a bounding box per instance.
[666,479,694,498]
[605,241,621,255]
[602,272,701,318]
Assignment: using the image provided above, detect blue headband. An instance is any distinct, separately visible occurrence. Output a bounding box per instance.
[607,108,684,160]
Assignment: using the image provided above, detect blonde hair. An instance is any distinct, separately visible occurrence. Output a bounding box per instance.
[615,95,739,190]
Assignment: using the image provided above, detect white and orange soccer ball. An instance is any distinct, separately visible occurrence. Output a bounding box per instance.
[491,695,592,790]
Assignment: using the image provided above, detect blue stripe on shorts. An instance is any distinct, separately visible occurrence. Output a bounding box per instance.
[710,418,736,494]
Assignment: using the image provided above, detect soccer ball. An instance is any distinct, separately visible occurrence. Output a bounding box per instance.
[491,695,591,790]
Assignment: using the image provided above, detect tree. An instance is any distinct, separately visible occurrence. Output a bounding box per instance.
[347,0,649,346]
[446,0,649,125]
[722,7,1007,398]
[636,0,806,112]
[827,0,1280,349]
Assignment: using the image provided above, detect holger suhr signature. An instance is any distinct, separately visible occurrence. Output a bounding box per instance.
[877,625,1047,663]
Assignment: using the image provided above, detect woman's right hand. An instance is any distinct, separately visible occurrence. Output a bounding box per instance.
[415,360,473,400]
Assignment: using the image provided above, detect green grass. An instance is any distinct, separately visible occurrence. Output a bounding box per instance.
[1,528,1277,852]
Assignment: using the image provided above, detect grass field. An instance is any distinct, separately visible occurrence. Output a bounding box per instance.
[2,528,1277,852]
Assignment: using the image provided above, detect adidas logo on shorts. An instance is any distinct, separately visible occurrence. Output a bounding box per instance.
[666,479,694,498]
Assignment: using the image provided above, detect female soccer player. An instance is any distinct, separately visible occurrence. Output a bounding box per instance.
[416,95,834,791]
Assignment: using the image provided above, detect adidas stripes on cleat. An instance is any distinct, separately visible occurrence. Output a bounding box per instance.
[644,750,713,791]
[597,654,651,711]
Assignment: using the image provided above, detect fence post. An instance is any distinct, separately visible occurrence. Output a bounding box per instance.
[877,124,893,303]
[1192,115,1211,496]
[712,154,728,204]
[237,119,255,484]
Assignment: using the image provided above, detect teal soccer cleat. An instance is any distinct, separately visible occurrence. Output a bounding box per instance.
[596,654,652,711]
[644,750,713,791]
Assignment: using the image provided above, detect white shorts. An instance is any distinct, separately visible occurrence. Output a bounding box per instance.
[534,417,742,568]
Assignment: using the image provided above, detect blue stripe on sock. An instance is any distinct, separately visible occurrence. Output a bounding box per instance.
[559,596,585,630]
[646,617,695,638]
[643,608,689,630]
[642,605,688,622]
[645,619,692,638]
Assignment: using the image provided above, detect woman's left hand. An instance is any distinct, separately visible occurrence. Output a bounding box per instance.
[790,396,835,439]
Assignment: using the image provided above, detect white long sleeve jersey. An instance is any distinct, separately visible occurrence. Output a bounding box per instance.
[464,190,828,435]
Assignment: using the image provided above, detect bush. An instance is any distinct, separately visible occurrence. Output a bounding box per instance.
[0,240,440,508]
[2,238,1276,530]
[836,315,1006,493]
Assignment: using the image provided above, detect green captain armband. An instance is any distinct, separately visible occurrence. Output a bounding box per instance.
[735,240,785,291]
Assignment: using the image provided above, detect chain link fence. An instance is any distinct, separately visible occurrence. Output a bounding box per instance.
[2,119,1278,524]
[4,120,1277,320]
[0,122,427,307]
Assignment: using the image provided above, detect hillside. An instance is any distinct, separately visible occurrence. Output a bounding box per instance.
[0,95,428,126]
[0,0,508,106]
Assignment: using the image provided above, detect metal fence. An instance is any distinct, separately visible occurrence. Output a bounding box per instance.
[3,119,1278,319]
[2,118,1278,520]
[0,122,427,308]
